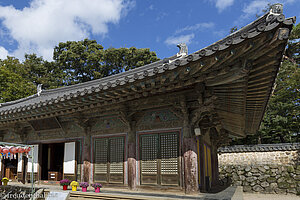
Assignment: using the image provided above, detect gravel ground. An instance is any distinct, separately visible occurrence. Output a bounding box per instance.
[243,193,300,200]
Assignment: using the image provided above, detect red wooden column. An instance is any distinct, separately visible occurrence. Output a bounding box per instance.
[127,121,137,190]
[180,98,199,194]
[183,136,199,194]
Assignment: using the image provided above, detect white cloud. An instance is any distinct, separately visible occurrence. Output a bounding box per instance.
[175,22,215,34]
[149,4,154,10]
[213,30,227,38]
[165,34,195,46]
[211,0,234,12]
[236,0,296,25]
[0,46,9,59]
[243,0,269,17]
[0,0,134,60]
[216,0,235,12]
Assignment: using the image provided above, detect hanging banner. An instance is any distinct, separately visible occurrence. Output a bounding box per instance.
[63,142,75,174]
[17,154,23,172]
[27,145,39,173]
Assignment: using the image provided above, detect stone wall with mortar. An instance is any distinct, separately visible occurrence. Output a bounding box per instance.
[218,143,300,195]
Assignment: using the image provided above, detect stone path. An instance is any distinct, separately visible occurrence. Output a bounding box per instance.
[243,193,300,200]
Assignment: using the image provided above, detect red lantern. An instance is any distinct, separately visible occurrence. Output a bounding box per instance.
[19,148,25,153]
[0,146,2,153]
[10,147,17,154]
[24,147,31,154]
[2,148,9,154]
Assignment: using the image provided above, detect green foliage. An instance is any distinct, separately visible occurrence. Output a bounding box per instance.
[286,23,300,64]
[0,57,35,103]
[0,39,159,103]
[101,47,159,76]
[23,54,64,89]
[230,26,238,34]
[53,39,159,84]
[53,39,104,84]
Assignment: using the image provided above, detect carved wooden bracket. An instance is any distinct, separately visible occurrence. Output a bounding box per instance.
[210,128,231,148]
[9,123,28,141]
[119,106,136,133]
[73,113,97,135]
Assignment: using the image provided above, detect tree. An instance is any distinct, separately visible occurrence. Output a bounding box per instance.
[53,39,159,84]
[102,47,159,76]
[1,39,160,103]
[0,57,35,103]
[23,54,64,89]
[53,39,104,85]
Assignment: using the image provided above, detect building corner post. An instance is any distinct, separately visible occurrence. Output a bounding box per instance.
[82,126,92,183]
[181,99,199,194]
[127,120,137,190]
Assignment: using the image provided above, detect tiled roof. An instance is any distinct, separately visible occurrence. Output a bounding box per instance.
[0,56,176,111]
[0,4,296,137]
[218,143,300,153]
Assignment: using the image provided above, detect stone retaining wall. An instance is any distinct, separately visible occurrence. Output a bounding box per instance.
[218,143,300,195]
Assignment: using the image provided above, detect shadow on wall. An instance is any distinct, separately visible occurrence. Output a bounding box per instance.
[203,176,232,193]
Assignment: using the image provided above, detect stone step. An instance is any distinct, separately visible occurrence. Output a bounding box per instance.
[68,191,172,200]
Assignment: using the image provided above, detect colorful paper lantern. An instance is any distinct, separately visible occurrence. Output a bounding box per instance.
[2,148,9,154]
[19,147,25,153]
[10,147,17,154]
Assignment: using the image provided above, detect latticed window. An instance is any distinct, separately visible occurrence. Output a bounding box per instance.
[94,137,124,183]
[140,132,179,186]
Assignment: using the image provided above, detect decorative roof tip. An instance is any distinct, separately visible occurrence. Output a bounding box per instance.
[177,43,188,57]
[270,3,283,15]
[37,84,43,96]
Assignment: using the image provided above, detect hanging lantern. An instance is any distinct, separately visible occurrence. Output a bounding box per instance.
[2,147,9,154]
[10,147,17,154]
[19,147,25,153]
[24,147,31,154]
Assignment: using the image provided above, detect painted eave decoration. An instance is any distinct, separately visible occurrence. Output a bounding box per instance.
[0,4,296,137]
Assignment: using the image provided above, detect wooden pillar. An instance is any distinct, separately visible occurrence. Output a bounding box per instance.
[83,128,91,183]
[211,146,219,187]
[198,135,205,191]
[180,98,199,194]
[183,127,199,194]
[127,121,137,190]
[21,155,28,184]
[209,128,230,188]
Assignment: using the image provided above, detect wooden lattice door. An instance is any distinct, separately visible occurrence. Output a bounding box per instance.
[94,137,124,183]
[140,134,159,185]
[140,132,179,186]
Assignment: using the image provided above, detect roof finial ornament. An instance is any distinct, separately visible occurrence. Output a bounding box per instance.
[270,3,283,15]
[37,84,42,96]
[177,43,188,57]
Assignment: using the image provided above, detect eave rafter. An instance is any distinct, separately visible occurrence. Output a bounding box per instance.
[0,10,295,137]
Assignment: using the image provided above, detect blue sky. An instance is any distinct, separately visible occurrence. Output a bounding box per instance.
[0,0,299,61]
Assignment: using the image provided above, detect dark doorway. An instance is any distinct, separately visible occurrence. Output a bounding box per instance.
[41,143,64,180]
[3,155,18,180]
